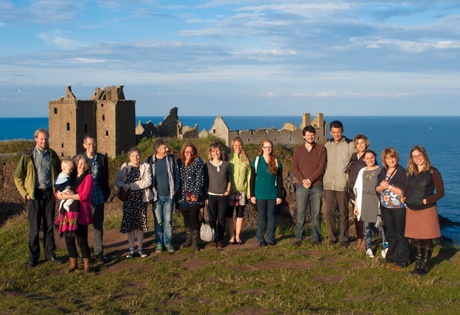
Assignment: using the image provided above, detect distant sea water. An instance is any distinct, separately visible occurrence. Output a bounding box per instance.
[1,115,459,243]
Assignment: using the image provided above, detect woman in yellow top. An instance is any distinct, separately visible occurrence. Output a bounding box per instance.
[226,137,251,245]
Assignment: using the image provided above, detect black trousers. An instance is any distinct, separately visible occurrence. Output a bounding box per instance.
[65,224,91,259]
[28,189,57,262]
[180,204,201,230]
[381,206,410,267]
[208,195,228,241]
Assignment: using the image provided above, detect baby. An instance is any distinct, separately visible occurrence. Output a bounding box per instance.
[55,159,75,212]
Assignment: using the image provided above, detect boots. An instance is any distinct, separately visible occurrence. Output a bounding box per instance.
[68,257,78,273]
[191,230,200,252]
[410,243,423,275]
[181,228,192,248]
[83,258,91,273]
[416,244,433,276]
[354,238,365,251]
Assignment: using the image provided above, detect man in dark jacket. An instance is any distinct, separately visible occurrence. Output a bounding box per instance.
[83,136,111,263]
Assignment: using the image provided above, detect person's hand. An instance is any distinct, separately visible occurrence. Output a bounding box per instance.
[302,179,311,189]
[276,198,282,205]
[354,207,359,216]
[25,194,31,201]
[250,196,256,204]
[123,184,130,191]
[205,199,209,205]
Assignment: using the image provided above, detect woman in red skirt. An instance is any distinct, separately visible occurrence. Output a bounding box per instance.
[403,145,444,276]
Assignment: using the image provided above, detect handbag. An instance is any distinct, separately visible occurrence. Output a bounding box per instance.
[200,205,215,242]
[117,167,129,202]
[117,188,128,202]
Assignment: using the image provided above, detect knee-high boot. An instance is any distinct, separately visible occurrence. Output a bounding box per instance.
[410,240,423,275]
[181,228,192,248]
[191,230,200,252]
[417,240,433,276]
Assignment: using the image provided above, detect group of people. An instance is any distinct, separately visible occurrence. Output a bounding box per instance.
[14,129,110,273]
[290,120,444,276]
[14,123,444,276]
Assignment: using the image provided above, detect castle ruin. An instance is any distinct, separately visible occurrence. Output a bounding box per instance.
[203,113,327,146]
[48,85,136,158]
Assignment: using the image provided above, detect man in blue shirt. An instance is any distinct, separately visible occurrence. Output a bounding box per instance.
[146,138,180,253]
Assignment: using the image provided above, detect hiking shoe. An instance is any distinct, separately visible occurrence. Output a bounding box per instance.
[293,240,301,247]
[126,249,135,259]
[138,249,147,258]
[96,253,109,263]
[165,245,175,253]
[27,260,38,268]
[155,245,163,253]
[366,248,375,258]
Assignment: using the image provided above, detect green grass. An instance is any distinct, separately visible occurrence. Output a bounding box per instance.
[1,211,459,314]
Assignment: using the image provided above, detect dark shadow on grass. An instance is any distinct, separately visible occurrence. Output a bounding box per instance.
[431,246,458,267]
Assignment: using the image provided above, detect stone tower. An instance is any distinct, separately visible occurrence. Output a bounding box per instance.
[48,85,135,158]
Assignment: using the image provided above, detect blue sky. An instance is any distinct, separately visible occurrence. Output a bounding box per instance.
[1,0,460,117]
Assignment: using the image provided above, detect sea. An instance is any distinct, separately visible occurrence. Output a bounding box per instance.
[1,115,459,243]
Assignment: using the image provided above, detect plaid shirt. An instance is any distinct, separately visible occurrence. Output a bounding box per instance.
[89,154,105,205]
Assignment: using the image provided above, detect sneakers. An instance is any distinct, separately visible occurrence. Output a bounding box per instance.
[155,245,163,253]
[126,248,135,259]
[366,248,375,258]
[165,245,175,253]
[381,242,389,258]
[138,249,147,258]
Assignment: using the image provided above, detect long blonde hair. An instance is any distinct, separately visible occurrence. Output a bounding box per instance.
[406,145,433,176]
[231,136,249,167]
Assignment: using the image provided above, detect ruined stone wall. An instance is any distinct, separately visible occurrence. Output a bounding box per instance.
[228,128,304,146]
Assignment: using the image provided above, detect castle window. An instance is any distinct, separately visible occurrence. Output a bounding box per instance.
[67,123,70,131]
[102,115,105,121]
[106,130,109,136]
[101,103,104,107]
[212,129,216,134]
[61,143,64,148]
[54,108,57,114]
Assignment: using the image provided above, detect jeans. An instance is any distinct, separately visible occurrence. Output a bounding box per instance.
[28,189,57,262]
[92,203,105,255]
[381,206,409,267]
[153,195,174,246]
[208,195,228,242]
[363,221,387,250]
[256,199,277,243]
[295,184,323,242]
[324,190,349,243]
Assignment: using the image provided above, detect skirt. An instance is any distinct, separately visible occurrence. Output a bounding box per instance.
[405,205,441,239]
